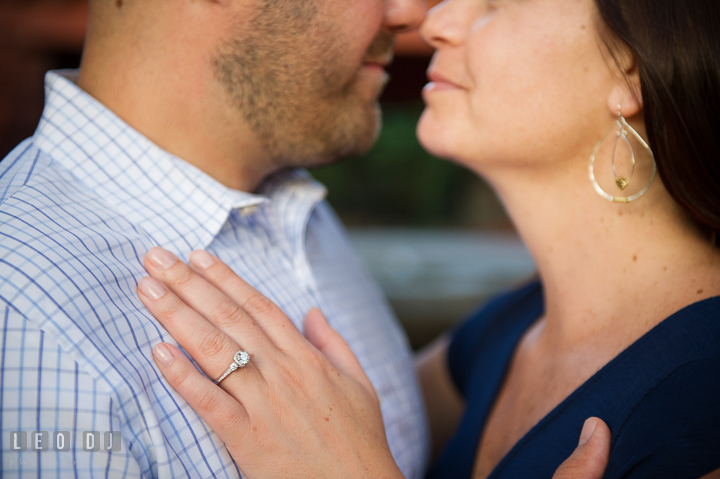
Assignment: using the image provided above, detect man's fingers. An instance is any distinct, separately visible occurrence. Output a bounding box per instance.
[552,417,611,479]
[152,342,251,449]
[304,308,376,398]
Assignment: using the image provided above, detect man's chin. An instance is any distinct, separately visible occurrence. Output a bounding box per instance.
[326,105,381,164]
[287,135,377,170]
[278,103,381,170]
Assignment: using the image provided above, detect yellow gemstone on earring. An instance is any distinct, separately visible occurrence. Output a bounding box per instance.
[616,177,629,190]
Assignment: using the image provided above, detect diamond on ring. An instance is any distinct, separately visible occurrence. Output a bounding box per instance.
[214,350,250,385]
[233,351,250,368]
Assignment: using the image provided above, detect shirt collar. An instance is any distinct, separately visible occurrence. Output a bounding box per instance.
[32,70,326,254]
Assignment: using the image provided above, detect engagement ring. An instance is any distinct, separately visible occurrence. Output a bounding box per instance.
[214,350,250,385]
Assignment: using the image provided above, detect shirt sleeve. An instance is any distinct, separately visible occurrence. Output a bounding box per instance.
[0,305,143,478]
[606,358,720,479]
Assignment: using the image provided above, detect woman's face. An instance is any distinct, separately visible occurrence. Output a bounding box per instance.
[417,0,618,175]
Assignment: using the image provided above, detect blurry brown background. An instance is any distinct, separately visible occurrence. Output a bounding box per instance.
[0,0,534,350]
[0,0,86,158]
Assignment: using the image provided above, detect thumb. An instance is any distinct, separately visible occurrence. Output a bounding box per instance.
[304,308,377,398]
[553,417,611,479]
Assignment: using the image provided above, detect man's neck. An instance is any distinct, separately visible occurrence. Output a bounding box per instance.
[77,37,274,193]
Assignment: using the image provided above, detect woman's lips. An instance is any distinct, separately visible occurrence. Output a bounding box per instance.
[423,80,459,92]
[423,71,463,95]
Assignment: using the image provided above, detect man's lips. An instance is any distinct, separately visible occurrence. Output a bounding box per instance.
[362,61,388,72]
[363,55,393,71]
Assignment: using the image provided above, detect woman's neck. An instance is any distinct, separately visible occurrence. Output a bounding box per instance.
[490,159,720,346]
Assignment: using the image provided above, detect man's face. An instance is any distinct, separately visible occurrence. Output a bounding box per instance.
[214,0,394,169]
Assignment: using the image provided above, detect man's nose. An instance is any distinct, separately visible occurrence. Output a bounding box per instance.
[384,0,428,33]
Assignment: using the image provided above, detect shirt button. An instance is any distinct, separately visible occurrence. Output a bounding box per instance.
[239,205,259,217]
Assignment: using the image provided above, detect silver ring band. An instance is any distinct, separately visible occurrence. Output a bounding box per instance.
[214,350,250,385]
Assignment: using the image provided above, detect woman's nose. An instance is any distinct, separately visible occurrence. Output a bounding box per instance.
[384,0,428,34]
[420,0,468,49]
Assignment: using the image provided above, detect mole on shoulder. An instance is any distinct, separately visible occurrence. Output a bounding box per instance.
[116,0,123,8]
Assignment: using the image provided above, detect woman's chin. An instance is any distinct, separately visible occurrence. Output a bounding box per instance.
[416,111,457,161]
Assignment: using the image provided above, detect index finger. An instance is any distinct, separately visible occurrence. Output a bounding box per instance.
[188,250,309,351]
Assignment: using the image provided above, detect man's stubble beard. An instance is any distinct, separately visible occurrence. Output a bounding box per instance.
[213,2,394,170]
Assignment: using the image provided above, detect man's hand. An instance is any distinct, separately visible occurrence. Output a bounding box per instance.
[553,417,611,479]
[553,416,720,479]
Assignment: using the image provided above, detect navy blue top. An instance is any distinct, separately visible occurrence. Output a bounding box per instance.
[427,281,720,479]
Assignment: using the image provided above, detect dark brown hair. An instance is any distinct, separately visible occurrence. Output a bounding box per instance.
[595,0,720,243]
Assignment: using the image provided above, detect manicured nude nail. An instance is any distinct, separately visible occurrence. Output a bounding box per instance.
[138,277,167,300]
[146,248,177,270]
[190,250,217,270]
[153,343,175,367]
[578,418,597,446]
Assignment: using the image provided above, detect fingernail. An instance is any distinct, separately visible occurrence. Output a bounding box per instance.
[138,277,167,300]
[579,418,597,446]
[146,248,177,270]
[190,250,216,270]
[153,343,175,367]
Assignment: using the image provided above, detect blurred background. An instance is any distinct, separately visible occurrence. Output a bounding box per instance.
[0,0,536,350]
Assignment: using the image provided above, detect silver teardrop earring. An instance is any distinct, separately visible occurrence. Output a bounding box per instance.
[588,104,656,203]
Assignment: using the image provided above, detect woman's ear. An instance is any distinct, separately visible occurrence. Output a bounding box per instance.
[607,57,642,118]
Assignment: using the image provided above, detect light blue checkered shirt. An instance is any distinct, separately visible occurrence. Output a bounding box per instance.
[0,71,428,478]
